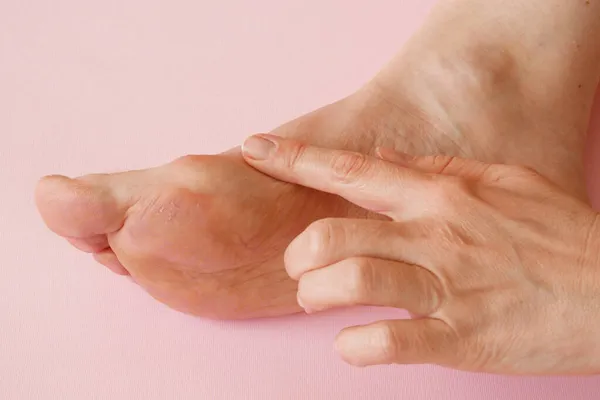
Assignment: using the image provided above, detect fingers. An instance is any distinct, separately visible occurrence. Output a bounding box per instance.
[335,318,456,366]
[284,218,435,280]
[242,134,431,216]
[297,256,443,316]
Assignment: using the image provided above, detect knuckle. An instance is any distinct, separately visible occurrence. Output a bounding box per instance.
[330,151,370,183]
[284,142,308,170]
[171,154,205,168]
[431,155,456,174]
[345,257,376,303]
[169,155,213,178]
[305,218,340,259]
[428,178,468,214]
[420,275,445,314]
[373,322,400,362]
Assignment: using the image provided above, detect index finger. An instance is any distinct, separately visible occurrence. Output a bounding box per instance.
[241,134,430,216]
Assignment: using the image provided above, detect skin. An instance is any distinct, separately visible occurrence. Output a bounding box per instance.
[35,0,600,319]
[242,134,600,374]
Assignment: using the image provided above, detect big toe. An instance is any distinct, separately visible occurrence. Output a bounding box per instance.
[35,174,129,238]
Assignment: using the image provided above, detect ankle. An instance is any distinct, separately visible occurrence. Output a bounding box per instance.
[425,0,600,86]
[370,37,590,195]
[377,0,600,140]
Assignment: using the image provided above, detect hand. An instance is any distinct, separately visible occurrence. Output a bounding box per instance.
[241,134,600,375]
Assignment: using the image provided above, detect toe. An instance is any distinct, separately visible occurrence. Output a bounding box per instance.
[93,249,129,275]
[35,174,132,238]
[66,235,109,253]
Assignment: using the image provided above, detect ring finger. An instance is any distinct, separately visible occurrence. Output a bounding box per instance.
[297,256,443,316]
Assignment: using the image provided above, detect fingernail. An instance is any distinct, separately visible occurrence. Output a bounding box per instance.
[376,147,415,164]
[242,135,276,160]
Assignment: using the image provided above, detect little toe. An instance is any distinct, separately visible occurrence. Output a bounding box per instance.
[93,249,129,276]
[66,235,109,253]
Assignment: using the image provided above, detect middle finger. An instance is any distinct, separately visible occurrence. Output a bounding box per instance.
[285,218,436,279]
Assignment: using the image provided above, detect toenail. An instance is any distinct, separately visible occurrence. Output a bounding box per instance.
[242,135,276,160]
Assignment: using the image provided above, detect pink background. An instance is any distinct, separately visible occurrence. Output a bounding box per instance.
[2,0,600,399]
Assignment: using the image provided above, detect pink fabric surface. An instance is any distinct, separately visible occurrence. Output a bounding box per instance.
[2,0,600,399]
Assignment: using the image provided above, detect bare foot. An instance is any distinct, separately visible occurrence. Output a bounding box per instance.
[35,21,595,319]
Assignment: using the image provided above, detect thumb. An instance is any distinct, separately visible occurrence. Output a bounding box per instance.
[376,147,501,181]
